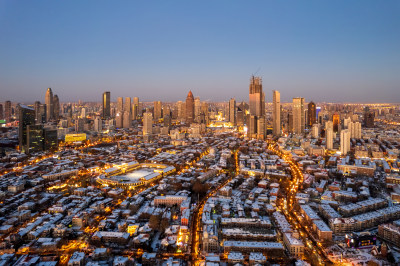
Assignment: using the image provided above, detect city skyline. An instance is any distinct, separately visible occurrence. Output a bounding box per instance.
[1,1,399,103]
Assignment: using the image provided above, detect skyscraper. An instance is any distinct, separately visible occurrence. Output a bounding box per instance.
[45,88,54,122]
[248,76,265,139]
[229,98,236,125]
[133,97,139,119]
[293,97,305,134]
[326,127,333,150]
[312,124,319,138]
[4,101,11,123]
[273,90,281,136]
[102,91,111,119]
[340,129,350,155]
[249,76,264,117]
[123,97,132,128]
[186,91,194,124]
[18,104,35,153]
[143,112,153,135]
[0,104,3,120]
[117,97,124,114]
[154,101,162,120]
[53,94,60,121]
[307,101,316,127]
[333,113,340,132]
[364,107,375,128]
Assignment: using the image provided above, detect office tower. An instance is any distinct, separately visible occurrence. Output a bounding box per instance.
[34,101,41,122]
[154,101,162,120]
[307,101,316,127]
[186,91,195,124]
[332,113,340,132]
[102,91,111,119]
[75,118,85,132]
[326,128,333,150]
[364,107,374,128]
[312,124,319,138]
[143,112,153,135]
[133,97,139,119]
[340,129,350,155]
[18,104,35,153]
[0,104,3,120]
[43,127,58,151]
[293,97,305,134]
[45,88,54,121]
[273,90,281,136]
[116,112,123,128]
[343,117,352,128]
[26,125,44,153]
[229,98,236,125]
[38,104,46,124]
[53,94,60,121]
[248,76,265,138]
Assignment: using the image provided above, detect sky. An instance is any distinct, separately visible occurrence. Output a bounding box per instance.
[0,1,399,103]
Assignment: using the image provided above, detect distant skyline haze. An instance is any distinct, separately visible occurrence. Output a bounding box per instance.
[0,0,399,103]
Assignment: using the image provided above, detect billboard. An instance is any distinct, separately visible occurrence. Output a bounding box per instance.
[65,133,87,143]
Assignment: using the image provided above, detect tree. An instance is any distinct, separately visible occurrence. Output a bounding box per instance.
[149,215,161,230]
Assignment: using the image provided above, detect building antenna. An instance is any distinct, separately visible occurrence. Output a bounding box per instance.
[253,67,261,76]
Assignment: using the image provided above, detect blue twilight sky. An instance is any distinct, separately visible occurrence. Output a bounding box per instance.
[0,1,399,103]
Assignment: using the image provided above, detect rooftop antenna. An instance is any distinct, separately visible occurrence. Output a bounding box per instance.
[253,67,261,76]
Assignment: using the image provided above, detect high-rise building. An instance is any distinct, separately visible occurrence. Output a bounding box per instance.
[117,97,124,114]
[186,91,195,124]
[229,98,236,125]
[34,101,41,122]
[94,117,102,132]
[154,101,162,120]
[45,88,54,122]
[4,101,11,123]
[293,97,305,134]
[326,128,333,150]
[143,112,153,135]
[133,97,139,119]
[26,125,44,154]
[273,90,281,136]
[116,112,123,128]
[354,122,362,139]
[43,127,58,151]
[307,101,316,127]
[18,104,35,153]
[102,91,111,119]
[333,113,340,132]
[0,104,3,120]
[364,107,375,128]
[123,97,132,128]
[75,118,85,132]
[248,76,265,138]
[249,76,264,117]
[340,129,350,155]
[312,124,319,138]
[177,101,185,121]
[194,97,201,122]
[53,94,60,121]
